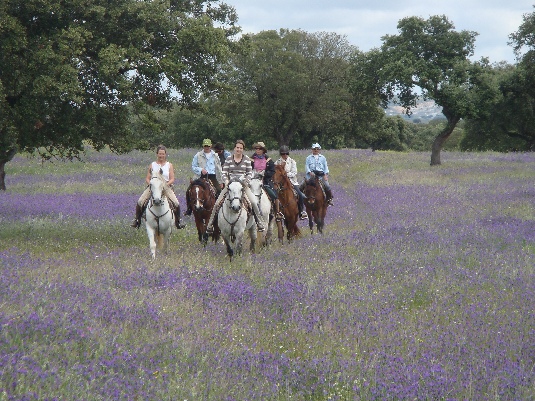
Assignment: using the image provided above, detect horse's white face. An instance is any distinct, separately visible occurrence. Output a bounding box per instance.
[227,181,243,212]
[150,174,165,206]
[248,178,262,196]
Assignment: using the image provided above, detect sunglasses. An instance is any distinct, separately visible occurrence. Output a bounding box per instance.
[280,152,289,155]
[203,145,211,147]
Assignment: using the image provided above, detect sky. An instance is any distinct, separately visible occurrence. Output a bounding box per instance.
[225,0,534,64]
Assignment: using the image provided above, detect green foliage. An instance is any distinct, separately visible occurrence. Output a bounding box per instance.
[0,0,238,173]
[374,15,484,163]
[218,29,357,149]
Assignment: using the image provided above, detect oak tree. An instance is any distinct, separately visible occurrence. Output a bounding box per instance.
[0,0,238,189]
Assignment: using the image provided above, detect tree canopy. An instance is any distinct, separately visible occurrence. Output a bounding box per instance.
[0,0,238,189]
[218,29,357,149]
[374,15,490,165]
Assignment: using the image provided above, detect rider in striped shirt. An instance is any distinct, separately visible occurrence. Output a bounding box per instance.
[206,139,266,233]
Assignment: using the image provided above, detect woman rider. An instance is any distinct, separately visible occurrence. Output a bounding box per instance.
[250,141,278,204]
[206,140,266,234]
[131,145,186,229]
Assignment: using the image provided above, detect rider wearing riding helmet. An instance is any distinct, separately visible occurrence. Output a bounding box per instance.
[274,145,309,220]
[303,143,334,206]
[131,144,186,229]
[206,139,266,234]
[250,141,278,203]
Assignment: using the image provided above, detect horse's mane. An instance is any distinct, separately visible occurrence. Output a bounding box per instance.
[305,177,317,187]
[274,164,291,184]
[191,178,209,189]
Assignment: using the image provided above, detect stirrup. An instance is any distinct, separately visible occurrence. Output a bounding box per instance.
[257,225,265,232]
[131,219,140,228]
[327,199,334,206]
[299,212,308,220]
[206,225,214,234]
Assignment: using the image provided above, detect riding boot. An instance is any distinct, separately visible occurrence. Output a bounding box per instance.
[131,204,143,228]
[325,189,334,206]
[252,211,266,232]
[251,203,266,232]
[184,191,192,216]
[298,201,308,220]
[174,205,186,229]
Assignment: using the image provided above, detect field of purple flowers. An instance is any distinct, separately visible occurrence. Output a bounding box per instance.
[1,148,534,400]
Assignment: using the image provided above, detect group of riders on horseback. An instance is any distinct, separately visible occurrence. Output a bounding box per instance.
[130,140,334,233]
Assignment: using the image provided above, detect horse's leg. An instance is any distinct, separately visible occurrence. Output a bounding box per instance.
[163,231,170,255]
[224,238,234,260]
[147,227,157,260]
[249,226,257,253]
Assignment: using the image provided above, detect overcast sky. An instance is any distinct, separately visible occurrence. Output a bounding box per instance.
[226,1,534,64]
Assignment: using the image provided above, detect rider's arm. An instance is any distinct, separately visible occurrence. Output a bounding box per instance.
[305,156,313,178]
[145,164,152,185]
[167,163,175,186]
[286,158,297,179]
[264,159,275,181]
[244,158,253,183]
[191,153,202,176]
[322,156,329,178]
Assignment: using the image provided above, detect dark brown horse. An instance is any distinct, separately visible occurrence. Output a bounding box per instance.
[272,164,300,242]
[187,178,219,245]
[303,175,327,234]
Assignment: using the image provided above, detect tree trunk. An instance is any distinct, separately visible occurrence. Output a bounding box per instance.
[0,160,6,191]
[430,116,460,166]
[0,148,18,190]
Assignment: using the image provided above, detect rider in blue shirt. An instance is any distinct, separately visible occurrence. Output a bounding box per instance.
[184,138,223,216]
[304,143,334,206]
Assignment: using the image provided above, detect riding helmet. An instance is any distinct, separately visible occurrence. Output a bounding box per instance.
[279,145,290,154]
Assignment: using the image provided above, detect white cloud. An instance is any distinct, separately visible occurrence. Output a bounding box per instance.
[226,0,534,63]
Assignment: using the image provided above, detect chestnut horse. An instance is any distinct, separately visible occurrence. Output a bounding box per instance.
[303,175,327,234]
[272,164,300,242]
[187,178,219,245]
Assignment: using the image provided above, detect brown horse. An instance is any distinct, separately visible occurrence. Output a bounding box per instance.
[187,178,219,245]
[272,164,300,242]
[303,175,327,234]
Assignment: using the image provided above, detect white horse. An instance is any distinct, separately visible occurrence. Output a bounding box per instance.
[249,177,273,246]
[218,181,257,261]
[145,171,174,260]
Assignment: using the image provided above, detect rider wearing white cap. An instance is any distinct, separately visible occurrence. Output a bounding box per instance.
[303,143,334,206]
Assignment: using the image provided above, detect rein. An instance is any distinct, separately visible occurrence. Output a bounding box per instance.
[221,188,248,243]
[148,175,171,235]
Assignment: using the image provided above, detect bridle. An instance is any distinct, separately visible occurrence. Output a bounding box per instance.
[190,184,208,211]
[148,174,170,234]
[221,182,246,242]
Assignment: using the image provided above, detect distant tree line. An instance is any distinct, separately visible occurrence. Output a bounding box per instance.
[1,1,534,188]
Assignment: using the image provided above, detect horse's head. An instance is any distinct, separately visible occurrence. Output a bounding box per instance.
[150,172,165,206]
[248,177,263,199]
[227,181,244,212]
[190,180,209,211]
[304,178,318,206]
[273,164,289,191]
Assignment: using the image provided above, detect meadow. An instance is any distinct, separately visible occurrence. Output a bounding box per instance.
[0,147,534,400]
